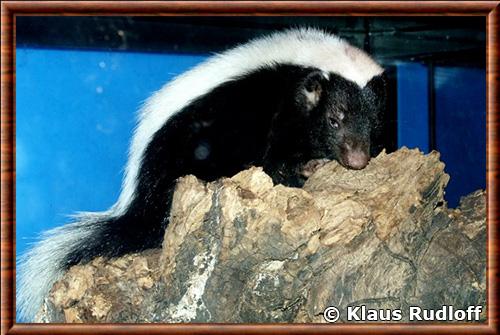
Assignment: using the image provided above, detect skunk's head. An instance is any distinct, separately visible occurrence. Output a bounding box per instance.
[296,70,387,170]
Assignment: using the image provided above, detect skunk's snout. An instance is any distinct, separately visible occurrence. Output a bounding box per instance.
[344,149,370,170]
[339,137,370,170]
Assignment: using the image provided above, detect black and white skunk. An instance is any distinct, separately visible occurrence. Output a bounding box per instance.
[17,28,386,320]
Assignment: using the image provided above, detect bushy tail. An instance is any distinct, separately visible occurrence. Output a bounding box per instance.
[16,212,110,321]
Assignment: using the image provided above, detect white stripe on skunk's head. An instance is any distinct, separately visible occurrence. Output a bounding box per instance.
[112,27,384,215]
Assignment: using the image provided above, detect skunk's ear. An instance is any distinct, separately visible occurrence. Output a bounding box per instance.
[363,72,388,114]
[365,73,387,95]
[297,70,327,112]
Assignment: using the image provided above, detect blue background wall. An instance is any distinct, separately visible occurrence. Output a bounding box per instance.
[434,67,486,207]
[16,48,208,258]
[397,63,430,152]
[396,63,486,207]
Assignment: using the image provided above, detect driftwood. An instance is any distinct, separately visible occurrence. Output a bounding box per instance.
[36,148,486,323]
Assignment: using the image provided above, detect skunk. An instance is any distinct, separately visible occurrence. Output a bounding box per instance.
[17,28,386,320]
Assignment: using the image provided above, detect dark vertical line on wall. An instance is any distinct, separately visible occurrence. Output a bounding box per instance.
[374,65,398,155]
[386,66,398,153]
[428,62,436,151]
[363,18,371,53]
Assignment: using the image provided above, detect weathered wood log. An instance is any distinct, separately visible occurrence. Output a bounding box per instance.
[36,148,486,323]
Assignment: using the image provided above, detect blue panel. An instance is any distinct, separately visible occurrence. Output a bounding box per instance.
[397,63,430,152]
[434,67,486,207]
[16,48,208,259]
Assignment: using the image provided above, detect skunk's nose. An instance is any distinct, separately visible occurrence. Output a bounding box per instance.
[345,150,370,170]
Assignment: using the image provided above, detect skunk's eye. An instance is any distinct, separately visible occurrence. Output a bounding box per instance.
[329,119,339,129]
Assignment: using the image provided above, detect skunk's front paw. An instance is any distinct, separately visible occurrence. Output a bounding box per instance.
[301,158,331,178]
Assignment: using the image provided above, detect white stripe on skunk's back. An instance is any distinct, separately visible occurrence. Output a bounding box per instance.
[114,28,384,216]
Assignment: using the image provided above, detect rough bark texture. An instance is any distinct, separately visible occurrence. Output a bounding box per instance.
[36,148,487,323]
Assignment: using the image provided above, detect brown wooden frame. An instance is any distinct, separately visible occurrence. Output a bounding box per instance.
[1,1,499,334]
